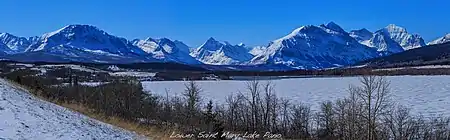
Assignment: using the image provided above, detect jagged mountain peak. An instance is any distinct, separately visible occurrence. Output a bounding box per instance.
[0,32,27,42]
[322,21,346,33]
[143,37,155,42]
[350,28,373,42]
[368,30,404,54]
[198,37,245,51]
[191,37,253,65]
[207,37,216,41]
[43,24,106,38]
[351,28,372,34]
[0,32,14,37]
[132,37,200,64]
[204,37,218,44]
[200,37,223,50]
[279,25,321,40]
[61,24,102,31]
[382,24,425,50]
[349,27,404,55]
[385,24,407,33]
[0,32,34,54]
[292,25,316,33]
[139,37,177,46]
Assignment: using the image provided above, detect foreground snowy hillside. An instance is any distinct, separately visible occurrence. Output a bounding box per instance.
[0,79,146,140]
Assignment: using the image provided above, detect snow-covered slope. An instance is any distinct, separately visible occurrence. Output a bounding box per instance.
[132,38,200,64]
[429,33,450,45]
[173,40,191,54]
[0,43,9,55]
[349,28,373,42]
[251,22,379,69]
[0,79,145,140]
[384,24,426,50]
[249,46,267,56]
[365,30,405,55]
[350,25,425,54]
[0,33,37,54]
[190,37,254,65]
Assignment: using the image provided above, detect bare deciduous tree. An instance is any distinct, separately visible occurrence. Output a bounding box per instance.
[353,75,392,140]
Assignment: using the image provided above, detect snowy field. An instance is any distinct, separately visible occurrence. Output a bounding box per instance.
[142,76,450,118]
[0,79,147,140]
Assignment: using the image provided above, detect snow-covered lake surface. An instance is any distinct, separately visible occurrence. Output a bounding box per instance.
[142,76,450,118]
[0,79,147,140]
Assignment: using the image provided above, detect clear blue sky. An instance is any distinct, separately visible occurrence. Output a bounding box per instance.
[0,0,448,47]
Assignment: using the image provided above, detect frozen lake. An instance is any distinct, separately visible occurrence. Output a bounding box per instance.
[142,76,450,118]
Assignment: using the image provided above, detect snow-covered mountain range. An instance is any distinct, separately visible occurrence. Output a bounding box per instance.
[384,24,426,50]
[250,22,379,69]
[349,24,425,55]
[132,37,201,64]
[0,25,197,64]
[0,23,448,70]
[0,33,38,54]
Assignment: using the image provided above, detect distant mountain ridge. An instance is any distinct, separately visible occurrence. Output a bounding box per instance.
[429,33,450,45]
[250,22,379,69]
[132,37,201,64]
[384,24,426,50]
[0,23,448,70]
[0,33,38,54]
[349,24,426,55]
